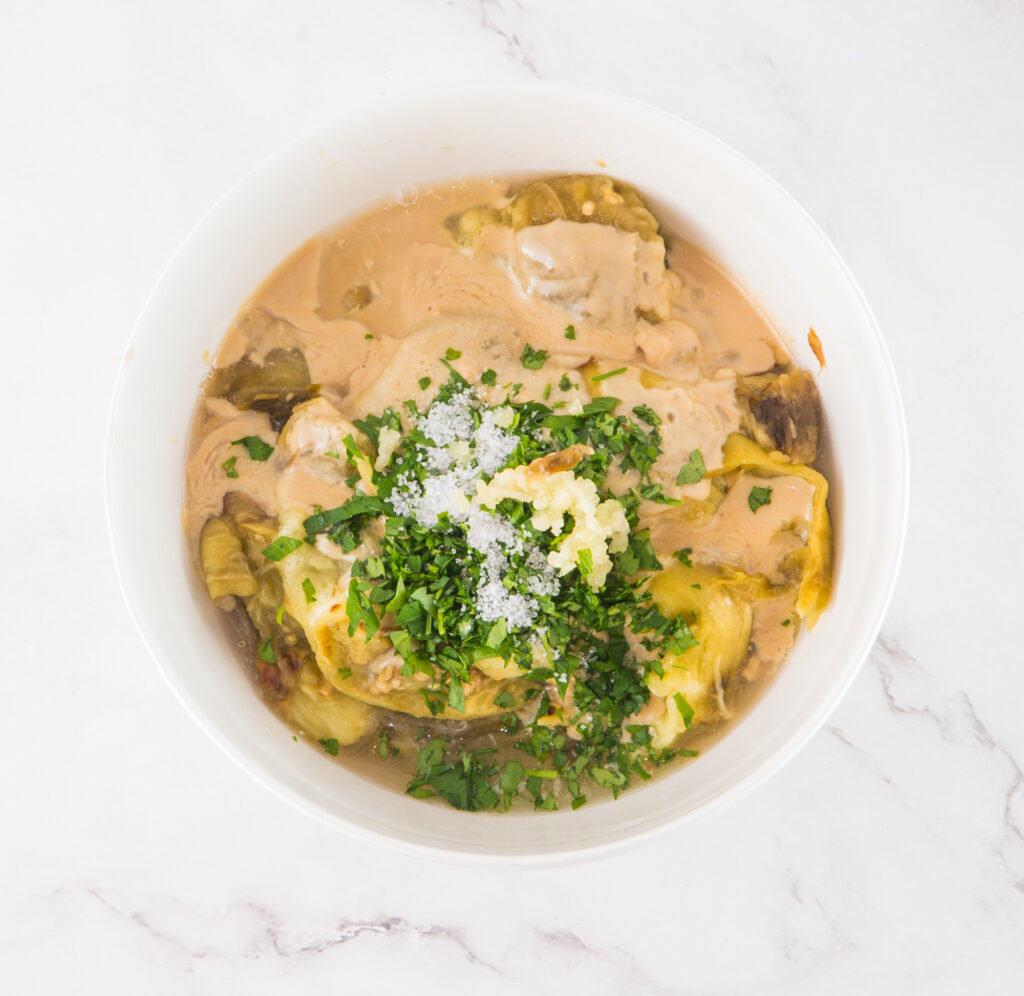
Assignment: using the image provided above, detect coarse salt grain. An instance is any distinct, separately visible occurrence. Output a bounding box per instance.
[389,387,566,629]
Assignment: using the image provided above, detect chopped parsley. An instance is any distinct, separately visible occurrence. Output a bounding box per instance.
[258,637,276,664]
[558,373,572,392]
[673,693,694,729]
[673,547,693,567]
[378,729,396,758]
[317,369,699,812]
[493,689,516,709]
[221,456,239,478]
[444,347,462,361]
[520,344,550,370]
[480,368,497,386]
[564,324,577,340]
[232,436,274,461]
[301,577,317,603]
[675,448,706,485]
[748,485,773,512]
[418,376,432,391]
[407,741,499,811]
[261,536,304,561]
[592,367,627,382]
[319,737,340,756]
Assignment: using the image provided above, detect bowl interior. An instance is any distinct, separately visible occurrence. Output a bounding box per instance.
[107,84,907,862]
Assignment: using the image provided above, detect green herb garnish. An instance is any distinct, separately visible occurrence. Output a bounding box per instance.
[221,456,239,478]
[258,637,276,664]
[520,344,550,369]
[322,368,699,812]
[261,536,304,561]
[592,367,627,382]
[418,376,432,391]
[673,693,694,729]
[319,737,340,756]
[301,577,317,603]
[444,347,462,361]
[564,325,576,340]
[675,449,706,485]
[232,436,274,461]
[480,369,497,386]
[748,486,773,512]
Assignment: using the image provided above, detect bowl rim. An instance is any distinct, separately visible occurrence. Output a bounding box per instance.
[105,80,909,865]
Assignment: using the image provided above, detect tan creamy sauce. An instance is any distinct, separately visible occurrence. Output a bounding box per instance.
[187,178,785,544]
[185,175,826,790]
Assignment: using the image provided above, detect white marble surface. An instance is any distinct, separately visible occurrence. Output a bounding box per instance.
[3,0,1022,991]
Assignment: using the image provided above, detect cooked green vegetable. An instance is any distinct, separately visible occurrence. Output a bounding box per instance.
[447,174,661,246]
[210,347,317,431]
[199,517,258,599]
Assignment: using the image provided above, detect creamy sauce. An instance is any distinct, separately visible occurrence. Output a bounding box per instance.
[186,178,784,548]
[184,174,831,807]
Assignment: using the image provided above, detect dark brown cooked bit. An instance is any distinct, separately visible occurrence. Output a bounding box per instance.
[257,656,287,699]
[740,370,823,464]
[341,284,374,312]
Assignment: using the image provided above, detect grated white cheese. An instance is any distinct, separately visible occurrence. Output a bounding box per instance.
[388,388,574,630]
[476,465,629,588]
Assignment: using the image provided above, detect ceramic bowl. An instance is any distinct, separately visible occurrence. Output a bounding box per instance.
[106,83,908,862]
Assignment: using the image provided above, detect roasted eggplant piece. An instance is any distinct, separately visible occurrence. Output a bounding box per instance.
[208,347,318,431]
[199,493,313,700]
[448,173,661,246]
[739,370,823,465]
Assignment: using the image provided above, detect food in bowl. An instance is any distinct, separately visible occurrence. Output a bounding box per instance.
[184,173,832,812]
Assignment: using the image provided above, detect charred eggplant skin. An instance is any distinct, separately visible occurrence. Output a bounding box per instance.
[208,347,319,431]
[740,370,822,465]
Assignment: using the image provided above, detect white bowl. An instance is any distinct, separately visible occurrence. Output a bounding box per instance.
[106,82,908,863]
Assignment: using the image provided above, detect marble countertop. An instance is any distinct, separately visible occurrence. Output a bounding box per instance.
[3,1,1022,991]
